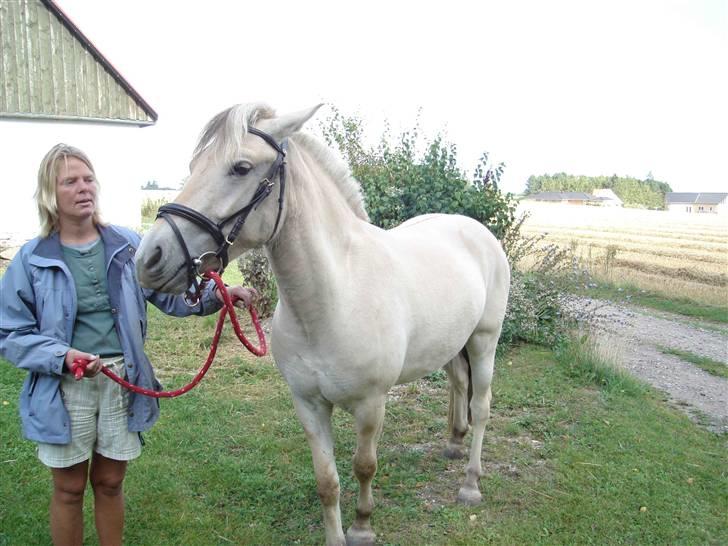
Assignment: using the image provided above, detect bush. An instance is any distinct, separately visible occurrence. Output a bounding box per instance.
[319,108,517,239]
[236,249,277,319]
[499,213,590,349]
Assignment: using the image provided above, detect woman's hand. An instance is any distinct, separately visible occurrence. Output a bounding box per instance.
[64,349,101,377]
[215,285,259,308]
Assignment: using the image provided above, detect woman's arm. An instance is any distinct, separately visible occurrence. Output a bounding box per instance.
[0,254,69,375]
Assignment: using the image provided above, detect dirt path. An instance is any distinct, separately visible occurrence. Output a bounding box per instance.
[571,298,728,433]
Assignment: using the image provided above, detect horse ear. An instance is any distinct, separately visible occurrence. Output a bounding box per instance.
[260,104,324,139]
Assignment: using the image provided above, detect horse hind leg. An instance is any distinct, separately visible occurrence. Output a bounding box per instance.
[456,328,499,506]
[443,351,471,459]
[345,397,386,546]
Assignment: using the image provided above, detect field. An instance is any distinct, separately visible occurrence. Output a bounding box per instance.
[517,203,728,307]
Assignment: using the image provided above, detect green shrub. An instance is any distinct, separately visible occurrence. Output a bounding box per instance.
[319,108,517,239]
[236,249,277,319]
[499,213,590,349]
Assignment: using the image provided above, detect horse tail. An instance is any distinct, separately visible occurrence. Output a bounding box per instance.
[446,347,473,438]
[464,347,473,425]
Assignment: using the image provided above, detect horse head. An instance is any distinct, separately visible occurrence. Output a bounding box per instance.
[136,103,321,294]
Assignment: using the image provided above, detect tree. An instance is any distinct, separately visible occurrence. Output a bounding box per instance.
[524,172,672,209]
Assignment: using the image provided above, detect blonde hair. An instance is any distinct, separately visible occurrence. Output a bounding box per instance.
[35,143,105,237]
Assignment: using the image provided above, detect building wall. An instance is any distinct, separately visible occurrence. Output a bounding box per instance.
[0,119,153,244]
[667,202,726,214]
[0,0,153,125]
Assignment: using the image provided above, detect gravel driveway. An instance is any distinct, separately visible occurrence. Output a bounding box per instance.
[572,298,728,433]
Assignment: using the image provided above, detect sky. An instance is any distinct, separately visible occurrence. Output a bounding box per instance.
[55,0,727,194]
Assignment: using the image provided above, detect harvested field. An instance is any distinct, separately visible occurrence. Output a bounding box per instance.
[517,202,728,304]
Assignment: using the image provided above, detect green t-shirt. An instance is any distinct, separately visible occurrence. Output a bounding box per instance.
[61,238,123,357]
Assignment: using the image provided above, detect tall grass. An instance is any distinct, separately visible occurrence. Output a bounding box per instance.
[141,198,169,230]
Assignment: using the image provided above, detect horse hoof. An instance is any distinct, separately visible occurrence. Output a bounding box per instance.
[345,526,376,546]
[443,446,466,460]
[456,486,482,506]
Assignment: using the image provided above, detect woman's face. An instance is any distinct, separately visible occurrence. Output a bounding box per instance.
[55,156,97,224]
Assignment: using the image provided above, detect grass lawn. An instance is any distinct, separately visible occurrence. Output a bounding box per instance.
[1,305,726,545]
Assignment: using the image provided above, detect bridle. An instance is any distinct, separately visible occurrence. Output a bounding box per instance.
[156,127,288,305]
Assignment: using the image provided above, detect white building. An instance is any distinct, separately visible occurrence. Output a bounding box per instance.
[665,193,728,214]
[0,0,157,245]
[592,188,624,207]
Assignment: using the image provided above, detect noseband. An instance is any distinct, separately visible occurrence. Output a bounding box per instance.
[156,127,287,305]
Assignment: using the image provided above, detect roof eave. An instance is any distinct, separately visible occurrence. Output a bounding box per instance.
[0,112,155,127]
[41,0,158,124]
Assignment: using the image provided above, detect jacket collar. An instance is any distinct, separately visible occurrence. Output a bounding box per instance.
[32,231,64,261]
[31,224,132,268]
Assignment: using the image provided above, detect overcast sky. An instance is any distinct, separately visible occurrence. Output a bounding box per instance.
[56,0,727,194]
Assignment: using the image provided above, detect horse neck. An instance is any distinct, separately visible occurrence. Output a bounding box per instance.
[266,144,363,319]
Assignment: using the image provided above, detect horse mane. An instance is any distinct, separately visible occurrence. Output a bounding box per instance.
[191,102,276,167]
[191,103,369,222]
[291,133,369,221]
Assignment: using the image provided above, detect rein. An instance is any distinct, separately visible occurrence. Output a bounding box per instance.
[69,271,266,398]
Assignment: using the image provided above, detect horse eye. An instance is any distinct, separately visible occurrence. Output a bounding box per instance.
[229,161,253,177]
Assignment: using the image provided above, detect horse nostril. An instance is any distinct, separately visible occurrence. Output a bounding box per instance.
[145,245,163,269]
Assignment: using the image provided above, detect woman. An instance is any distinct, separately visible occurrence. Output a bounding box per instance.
[0,144,255,546]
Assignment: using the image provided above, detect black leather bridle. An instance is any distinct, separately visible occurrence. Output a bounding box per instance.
[156,127,288,305]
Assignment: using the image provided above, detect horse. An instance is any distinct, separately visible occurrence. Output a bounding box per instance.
[135,103,510,546]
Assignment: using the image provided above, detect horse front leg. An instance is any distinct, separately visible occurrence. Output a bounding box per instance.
[291,395,346,546]
[345,397,386,546]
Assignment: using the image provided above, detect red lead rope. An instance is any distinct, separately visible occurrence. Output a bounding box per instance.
[70,271,267,398]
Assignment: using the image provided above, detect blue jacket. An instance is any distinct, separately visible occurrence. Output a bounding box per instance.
[0,224,222,444]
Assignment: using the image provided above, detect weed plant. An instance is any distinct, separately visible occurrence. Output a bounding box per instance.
[500,214,591,349]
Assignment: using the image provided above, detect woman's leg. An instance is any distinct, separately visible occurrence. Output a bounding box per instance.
[89,452,128,546]
[50,461,89,546]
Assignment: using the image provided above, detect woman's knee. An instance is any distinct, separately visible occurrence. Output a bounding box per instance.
[90,456,127,497]
[51,464,88,504]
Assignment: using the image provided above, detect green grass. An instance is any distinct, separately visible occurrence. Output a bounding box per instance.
[658,346,728,379]
[578,281,728,324]
[1,313,726,545]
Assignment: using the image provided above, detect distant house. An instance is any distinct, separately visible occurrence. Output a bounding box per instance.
[524,190,623,207]
[524,192,596,206]
[665,193,728,214]
[592,188,623,207]
[0,0,157,243]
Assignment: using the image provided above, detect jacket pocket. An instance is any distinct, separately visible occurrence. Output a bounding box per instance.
[36,288,67,338]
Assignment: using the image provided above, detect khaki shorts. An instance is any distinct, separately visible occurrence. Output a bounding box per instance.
[38,356,142,468]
